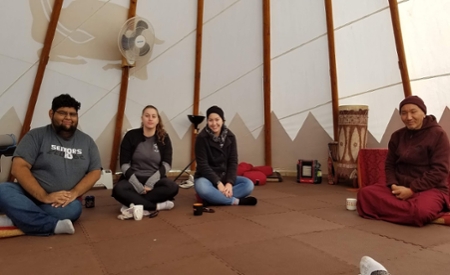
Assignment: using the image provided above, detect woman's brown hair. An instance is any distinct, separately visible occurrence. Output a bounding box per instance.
[141,105,167,144]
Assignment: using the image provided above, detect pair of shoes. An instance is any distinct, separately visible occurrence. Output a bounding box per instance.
[360,256,389,275]
[117,204,135,220]
[180,175,194,189]
[179,180,194,189]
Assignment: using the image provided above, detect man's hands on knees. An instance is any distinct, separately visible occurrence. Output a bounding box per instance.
[391,184,414,200]
[43,191,77,208]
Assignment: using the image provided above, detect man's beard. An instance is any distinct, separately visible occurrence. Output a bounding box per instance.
[53,122,77,136]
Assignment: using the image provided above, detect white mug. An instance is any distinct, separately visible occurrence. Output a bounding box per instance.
[133,205,144,220]
[346,198,357,211]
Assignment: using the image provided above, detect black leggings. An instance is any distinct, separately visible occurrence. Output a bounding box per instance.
[112,178,179,210]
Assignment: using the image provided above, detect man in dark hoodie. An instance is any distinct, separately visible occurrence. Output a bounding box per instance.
[357,95,450,226]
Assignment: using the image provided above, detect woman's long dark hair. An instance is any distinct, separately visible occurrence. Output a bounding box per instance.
[142,105,167,144]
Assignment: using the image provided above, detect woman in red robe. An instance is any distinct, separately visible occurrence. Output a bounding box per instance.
[357,96,450,226]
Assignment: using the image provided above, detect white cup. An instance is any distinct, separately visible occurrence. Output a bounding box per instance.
[346,198,357,211]
[133,205,144,220]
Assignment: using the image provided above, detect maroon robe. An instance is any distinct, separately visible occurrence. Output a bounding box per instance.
[357,115,450,226]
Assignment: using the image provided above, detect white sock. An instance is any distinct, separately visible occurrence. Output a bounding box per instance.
[360,256,388,275]
[156,200,174,211]
[0,215,14,227]
[54,219,75,235]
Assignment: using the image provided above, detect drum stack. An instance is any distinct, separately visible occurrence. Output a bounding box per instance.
[328,105,368,187]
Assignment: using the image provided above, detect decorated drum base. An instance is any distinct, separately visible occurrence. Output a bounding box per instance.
[330,105,368,186]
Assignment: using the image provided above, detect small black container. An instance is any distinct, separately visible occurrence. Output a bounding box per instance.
[193,203,203,216]
[85,195,95,208]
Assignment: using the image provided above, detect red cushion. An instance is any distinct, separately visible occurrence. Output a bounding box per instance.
[357,149,388,188]
[447,174,450,201]
[237,162,253,176]
[243,170,267,186]
[252,166,273,176]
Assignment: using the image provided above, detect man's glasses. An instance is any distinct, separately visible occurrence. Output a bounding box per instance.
[55,110,78,118]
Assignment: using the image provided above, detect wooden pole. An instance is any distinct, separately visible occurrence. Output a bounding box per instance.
[109,0,138,173]
[262,0,272,166]
[189,0,204,171]
[388,0,412,98]
[19,0,64,141]
[324,0,339,141]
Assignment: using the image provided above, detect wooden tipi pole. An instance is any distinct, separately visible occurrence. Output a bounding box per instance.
[109,0,138,173]
[262,0,272,166]
[388,0,412,98]
[189,0,204,171]
[325,0,339,141]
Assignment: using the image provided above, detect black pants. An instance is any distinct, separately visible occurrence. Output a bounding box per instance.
[112,177,179,210]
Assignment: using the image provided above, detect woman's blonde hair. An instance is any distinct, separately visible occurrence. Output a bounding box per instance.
[141,105,167,144]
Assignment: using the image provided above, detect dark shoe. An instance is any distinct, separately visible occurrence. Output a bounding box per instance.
[148,210,159,218]
[203,207,215,213]
[239,196,257,206]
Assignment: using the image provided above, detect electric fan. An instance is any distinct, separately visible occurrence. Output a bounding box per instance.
[118,16,155,65]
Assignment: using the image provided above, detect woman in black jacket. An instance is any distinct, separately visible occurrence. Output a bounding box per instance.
[112,105,179,219]
[194,106,257,206]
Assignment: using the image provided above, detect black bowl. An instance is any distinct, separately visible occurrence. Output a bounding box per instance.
[188,115,205,129]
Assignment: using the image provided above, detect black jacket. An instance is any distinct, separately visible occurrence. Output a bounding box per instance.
[120,128,172,180]
[194,127,238,186]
